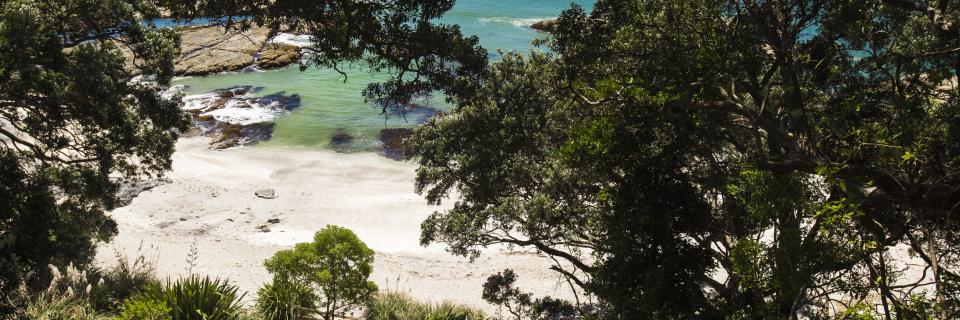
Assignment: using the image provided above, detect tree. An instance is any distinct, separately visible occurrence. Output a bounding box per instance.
[0,0,187,297]
[409,0,960,318]
[263,225,378,320]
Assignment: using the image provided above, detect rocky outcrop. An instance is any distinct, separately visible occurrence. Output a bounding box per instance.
[120,25,302,76]
[175,85,301,149]
[115,178,172,207]
[379,128,414,160]
[256,44,301,69]
[530,19,558,33]
[175,26,301,75]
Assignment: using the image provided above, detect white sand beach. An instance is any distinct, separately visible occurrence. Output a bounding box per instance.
[95,137,577,313]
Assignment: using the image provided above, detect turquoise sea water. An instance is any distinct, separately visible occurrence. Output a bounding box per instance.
[173,0,593,151]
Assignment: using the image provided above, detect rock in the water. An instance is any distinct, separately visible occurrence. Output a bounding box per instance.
[257,44,301,69]
[379,128,414,160]
[530,19,558,33]
[255,188,277,199]
[177,86,301,149]
[115,178,173,207]
[385,102,443,124]
[267,218,280,224]
[209,122,275,150]
[329,129,353,152]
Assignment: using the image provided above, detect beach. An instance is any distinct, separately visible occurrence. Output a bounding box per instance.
[95,137,577,312]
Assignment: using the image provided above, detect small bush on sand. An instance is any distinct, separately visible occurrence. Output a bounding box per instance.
[130,275,245,320]
[91,246,161,312]
[255,282,313,320]
[263,225,377,320]
[365,291,485,320]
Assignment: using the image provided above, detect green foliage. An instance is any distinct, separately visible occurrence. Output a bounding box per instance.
[116,298,171,320]
[364,291,485,320]
[408,0,960,318]
[133,275,245,320]
[255,282,313,320]
[836,303,880,320]
[263,225,377,320]
[482,269,580,320]
[91,249,161,312]
[0,0,186,299]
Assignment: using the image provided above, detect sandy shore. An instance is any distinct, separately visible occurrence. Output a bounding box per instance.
[95,138,575,313]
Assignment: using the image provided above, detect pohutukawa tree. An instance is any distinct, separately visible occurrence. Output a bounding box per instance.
[409,0,960,319]
[0,0,186,294]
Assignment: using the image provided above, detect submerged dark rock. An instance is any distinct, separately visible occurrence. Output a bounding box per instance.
[385,102,444,124]
[379,128,414,160]
[329,129,354,152]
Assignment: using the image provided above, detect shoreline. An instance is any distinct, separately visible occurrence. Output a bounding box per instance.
[95,137,575,312]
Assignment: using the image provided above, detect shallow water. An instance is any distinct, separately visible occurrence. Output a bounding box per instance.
[173,0,593,151]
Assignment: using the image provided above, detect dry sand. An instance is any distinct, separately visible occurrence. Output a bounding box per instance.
[95,137,577,313]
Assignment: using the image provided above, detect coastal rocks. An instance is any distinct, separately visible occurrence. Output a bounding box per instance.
[256,44,301,69]
[119,25,303,76]
[178,86,301,149]
[255,189,277,199]
[530,19,558,33]
[114,178,173,207]
[209,123,275,150]
[175,25,301,76]
[379,128,414,160]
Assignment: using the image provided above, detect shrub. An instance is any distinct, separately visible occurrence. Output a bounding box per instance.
[6,264,110,320]
[91,246,161,312]
[255,282,314,320]
[117,296,171,320]
[132,275,245,320]
[263,225,377,320]
[365,291,485,320]
[430,301,487,320]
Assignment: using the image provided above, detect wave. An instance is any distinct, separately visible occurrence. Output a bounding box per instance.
[270,33,312,47]
[179,87,298,126]
[477,16,554,29]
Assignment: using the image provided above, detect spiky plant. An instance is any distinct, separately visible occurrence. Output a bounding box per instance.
[255,282,314,320]
[136,275,245,320]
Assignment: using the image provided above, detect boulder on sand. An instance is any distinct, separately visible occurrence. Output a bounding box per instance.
[255,188,277,199]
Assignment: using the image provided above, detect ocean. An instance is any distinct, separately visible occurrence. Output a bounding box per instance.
[172,0,594,151]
